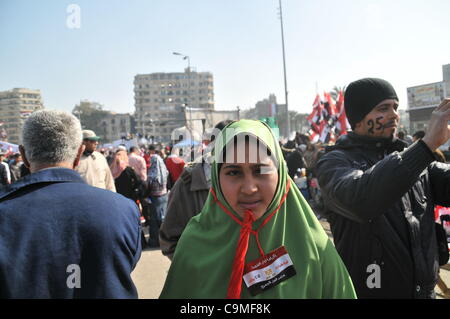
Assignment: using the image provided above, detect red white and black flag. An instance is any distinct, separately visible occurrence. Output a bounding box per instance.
[307,91,349,144]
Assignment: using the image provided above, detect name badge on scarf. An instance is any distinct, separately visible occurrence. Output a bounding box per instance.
[243,246,296,296]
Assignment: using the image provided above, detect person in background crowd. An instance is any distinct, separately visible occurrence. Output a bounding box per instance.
[0,110,142,298]
[397,131,412,146]
[0,150,10,185]
[160,120,356,299]
[75,130,116,192]
[128,146,147,182]
[111,150,141,201]
[19,161,30,178]
[0,151,8,186]
[286,143,307,179]
[147,147,169,247]
[159,120,233,260]
[110,148,151,249]
[164,147,185,189]
[316,78,450,298]
[303,142,319,170]
[143,148,151,171]
[281,138,296,160]
[9,153,23,183]
[412,130,426,142]
[104,148,115,166]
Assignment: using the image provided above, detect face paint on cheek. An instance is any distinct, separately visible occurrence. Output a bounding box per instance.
[375,117,384,131]
[382,119,397,130]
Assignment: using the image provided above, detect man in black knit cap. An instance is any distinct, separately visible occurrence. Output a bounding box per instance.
[316,78,450,298]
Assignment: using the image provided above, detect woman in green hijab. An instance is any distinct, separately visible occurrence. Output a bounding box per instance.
[160,120,356,299]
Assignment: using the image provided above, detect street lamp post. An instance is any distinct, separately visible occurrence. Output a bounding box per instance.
[173,51,194,149]
[173,52,192,129]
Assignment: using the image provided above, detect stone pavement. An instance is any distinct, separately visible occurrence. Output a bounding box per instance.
[131,220,450,299]
[131,247,170,299]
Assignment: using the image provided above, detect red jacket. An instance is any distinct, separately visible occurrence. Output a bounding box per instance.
[164,155,185,183]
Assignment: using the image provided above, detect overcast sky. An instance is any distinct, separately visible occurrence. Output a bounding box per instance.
[1,0,449,115]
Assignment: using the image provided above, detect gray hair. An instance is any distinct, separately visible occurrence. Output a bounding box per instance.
[22,110,82,165]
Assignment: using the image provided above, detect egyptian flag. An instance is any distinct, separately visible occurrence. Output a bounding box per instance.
[323,92,337,121]
[335,91,350,136]
[307,94,323,140]
[318,121,332,144]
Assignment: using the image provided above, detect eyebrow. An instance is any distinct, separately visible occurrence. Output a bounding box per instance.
[222,163,270,169]
[377,102,399,108]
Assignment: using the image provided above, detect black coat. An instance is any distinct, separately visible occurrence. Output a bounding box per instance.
[114,166,143,201]
[286,149,306,179]
[316,132,450,299]
[0,164,7,186]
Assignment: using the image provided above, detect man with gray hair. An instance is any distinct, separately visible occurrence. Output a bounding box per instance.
[0,110,142,298]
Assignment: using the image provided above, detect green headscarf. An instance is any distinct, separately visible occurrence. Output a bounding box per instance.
[160,120,355,299]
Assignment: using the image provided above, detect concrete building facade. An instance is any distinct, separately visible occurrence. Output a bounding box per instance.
[134,68,214,143]
[186,108,240,140]
[99,112,133,144]
[0,88,44,144]
[407,64,449,134]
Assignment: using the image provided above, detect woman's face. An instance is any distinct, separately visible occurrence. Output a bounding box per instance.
[219,137,278,220]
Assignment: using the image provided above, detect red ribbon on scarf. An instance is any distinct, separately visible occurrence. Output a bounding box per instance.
[226,209,255,299]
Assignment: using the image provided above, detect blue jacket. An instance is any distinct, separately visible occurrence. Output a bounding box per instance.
[0,168,142,298]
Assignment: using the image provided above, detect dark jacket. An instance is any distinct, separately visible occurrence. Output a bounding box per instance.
[316,132,450,299]
[286,148,306,179]
[0,168,142,298]
[0,163,7,185]
[9,162,22,183]
[159,162,210,260]
[114,166,144,201]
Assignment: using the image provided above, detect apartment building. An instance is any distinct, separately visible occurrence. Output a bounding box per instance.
[0,88,44,144]
[98,112,133,144]
[134,68,214,143]
[407,63,450,134]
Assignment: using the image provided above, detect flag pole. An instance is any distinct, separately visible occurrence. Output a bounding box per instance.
[278,0,290,138]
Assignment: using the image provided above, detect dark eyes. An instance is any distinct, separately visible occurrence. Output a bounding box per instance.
[226,170,240,176]
[378,104,398,112]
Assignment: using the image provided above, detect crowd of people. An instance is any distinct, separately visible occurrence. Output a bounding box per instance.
[0,77,449,299]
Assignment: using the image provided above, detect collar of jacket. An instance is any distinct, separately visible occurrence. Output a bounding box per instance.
[326,132,407,153]
[82,151,97,160]
[0,167,85,200]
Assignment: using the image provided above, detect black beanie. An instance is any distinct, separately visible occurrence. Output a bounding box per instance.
[344,78,398,129]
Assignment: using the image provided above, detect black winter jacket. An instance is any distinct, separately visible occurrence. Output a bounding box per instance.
[316,132,450,299]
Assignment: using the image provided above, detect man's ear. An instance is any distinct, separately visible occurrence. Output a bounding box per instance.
[19,145,31,169]
[73,144,86,169]
[352,120,364,134]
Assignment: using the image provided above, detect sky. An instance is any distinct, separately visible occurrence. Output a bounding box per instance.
[0,0,449,115]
